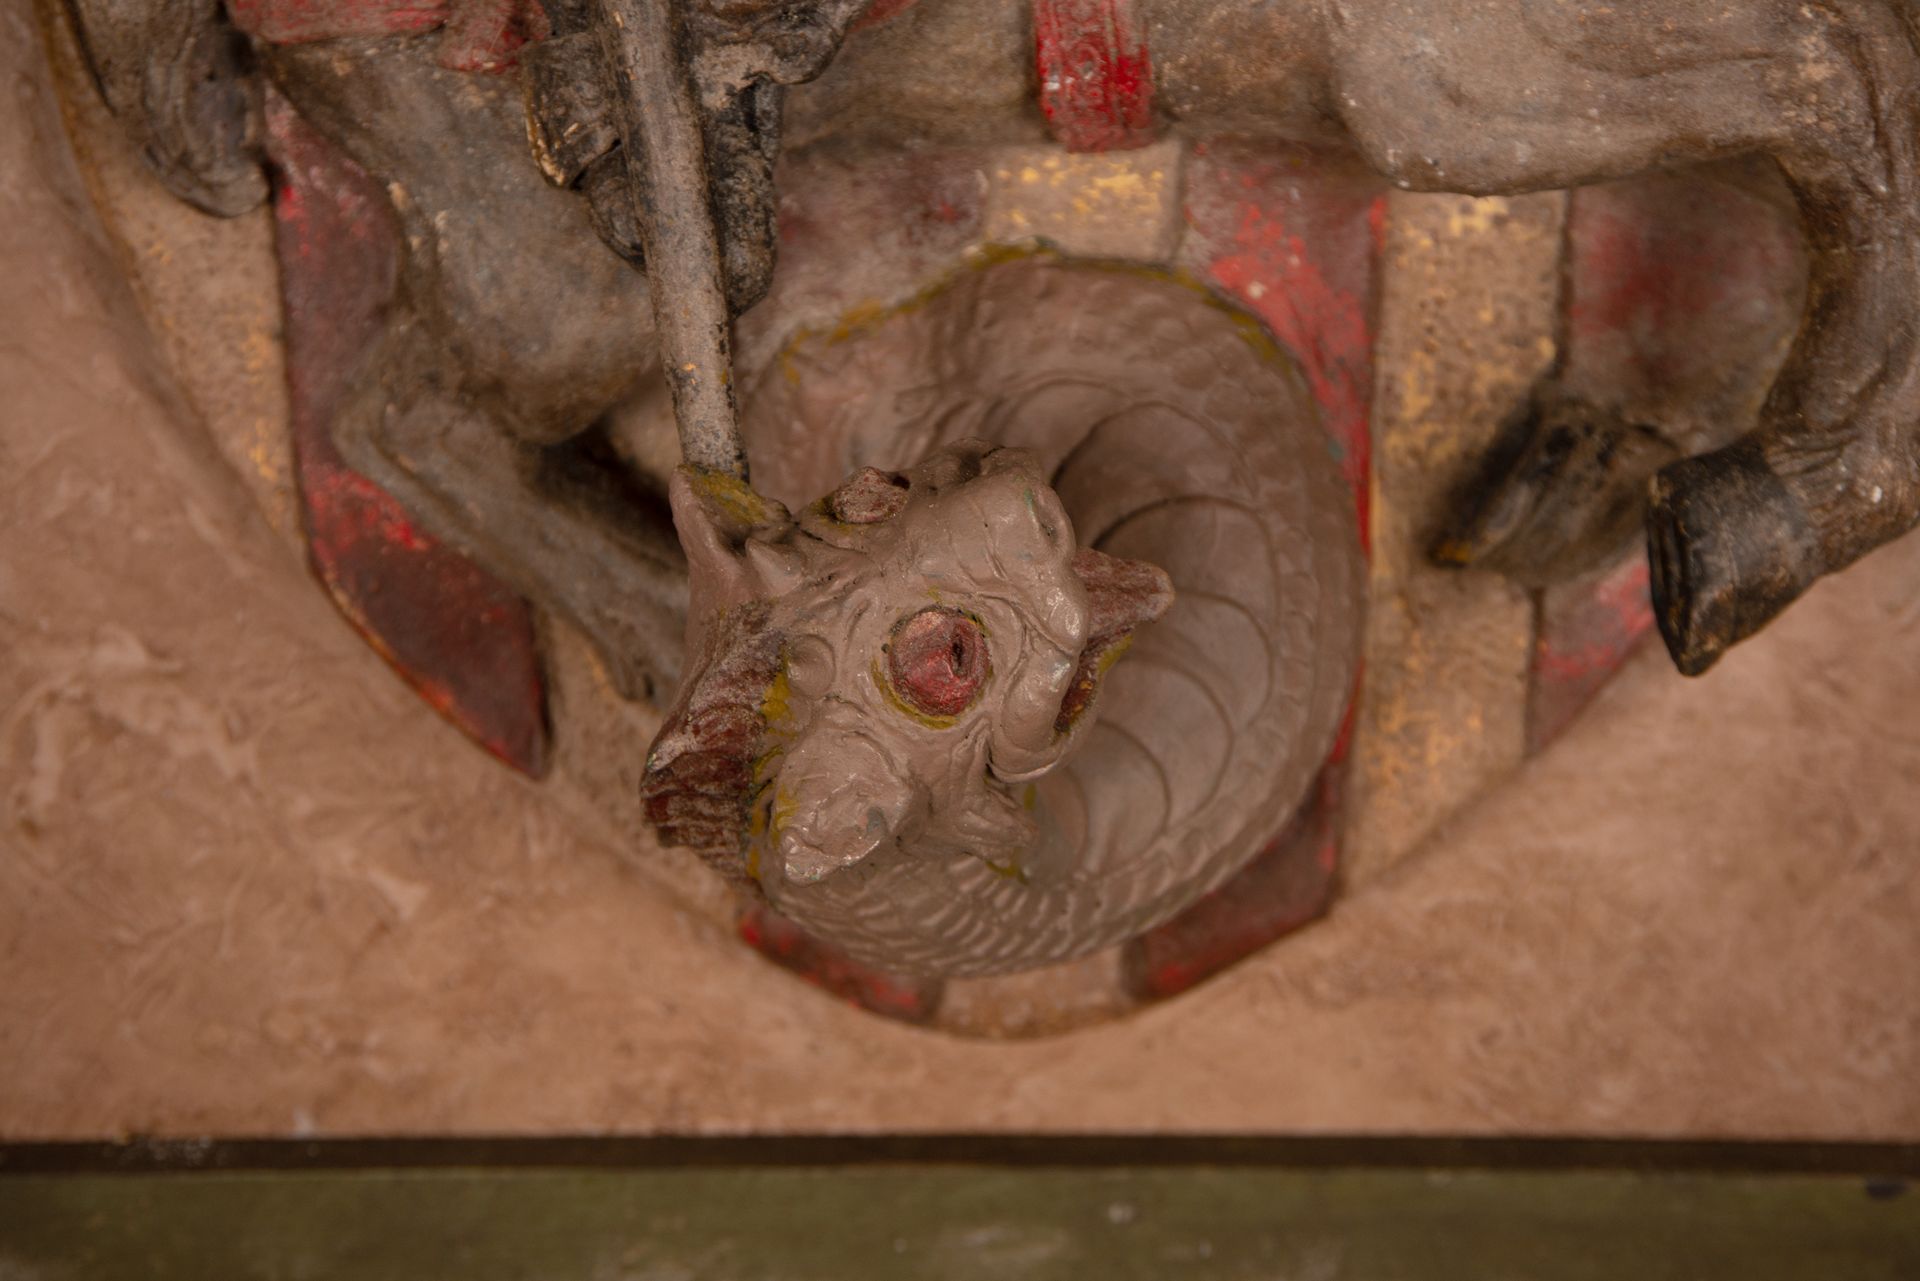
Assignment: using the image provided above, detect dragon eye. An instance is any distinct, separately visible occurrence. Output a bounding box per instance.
[887,608,989,718]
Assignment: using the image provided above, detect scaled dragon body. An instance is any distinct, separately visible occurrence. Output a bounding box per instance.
[646,262,1363,975]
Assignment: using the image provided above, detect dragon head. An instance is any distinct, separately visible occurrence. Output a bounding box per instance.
[642,440,1172,903]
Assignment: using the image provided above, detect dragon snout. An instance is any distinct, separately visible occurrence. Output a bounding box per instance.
[767,726,923,888]
[778,807,896,885]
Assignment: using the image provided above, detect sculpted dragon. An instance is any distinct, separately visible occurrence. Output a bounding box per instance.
[647,262,1363,974]
[60,0,1920,976]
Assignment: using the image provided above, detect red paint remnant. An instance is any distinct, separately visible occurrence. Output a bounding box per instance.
[1527,170,1801,752]
[228,0,547,72]
[851,0,917,32]
[1209,214,1372,530]
[1324,663,1363,767]
[1535,558,1653,684]
[1567,183,1799,362]
[1033,0,1155,153]
[1559,170,1804,429]
[739,904,943,1023]
[228,0,447,43]
[1124,765,1342,1001]
[1179,144,1384,549]
[304,466,435,554]
[266,91,549,776]
[640,604,783,881]
[1528,553,1654,753]
[1118,143,1388,1000]
[438,0,550,72]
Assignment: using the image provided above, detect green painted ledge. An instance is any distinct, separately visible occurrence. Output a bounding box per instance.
[1,1139,1914,1280]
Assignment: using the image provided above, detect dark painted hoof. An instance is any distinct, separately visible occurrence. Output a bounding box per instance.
[1646,439,1823,676]
[1431,393,1676,588]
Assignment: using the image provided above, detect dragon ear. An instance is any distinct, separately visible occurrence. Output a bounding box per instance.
[1070,547,1175,639]
[1050,547,1175,737]
[669,466,797,618]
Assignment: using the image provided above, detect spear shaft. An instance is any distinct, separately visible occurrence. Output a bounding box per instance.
[589,0,748,479]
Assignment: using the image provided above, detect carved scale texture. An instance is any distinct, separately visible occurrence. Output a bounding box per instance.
[738,260,1365,977]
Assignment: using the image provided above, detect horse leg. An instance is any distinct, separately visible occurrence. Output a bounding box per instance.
[330,319,688,700]
[1332,0,1920,671]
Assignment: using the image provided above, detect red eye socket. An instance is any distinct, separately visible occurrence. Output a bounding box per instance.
[887,609,989,718]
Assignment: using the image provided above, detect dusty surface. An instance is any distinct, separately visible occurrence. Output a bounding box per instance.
[1344,192,1559,885]
[979,142,1182,260]
[4,8,1919,1140]
[38,0,297,546]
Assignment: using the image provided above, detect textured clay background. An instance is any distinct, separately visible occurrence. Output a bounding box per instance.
[3,6,1918,1140]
